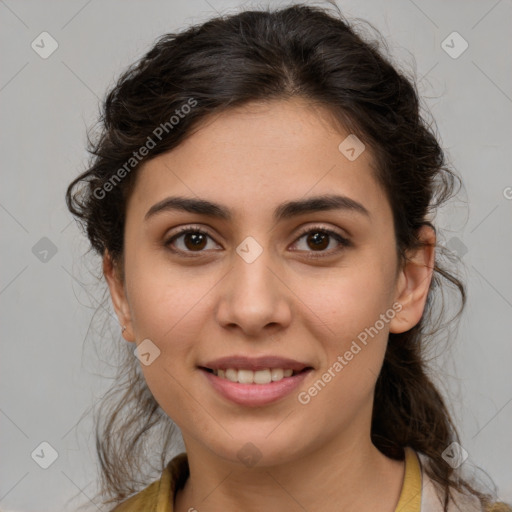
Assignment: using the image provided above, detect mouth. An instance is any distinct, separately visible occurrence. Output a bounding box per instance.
[197,355,314,406]
[199,365,313,407]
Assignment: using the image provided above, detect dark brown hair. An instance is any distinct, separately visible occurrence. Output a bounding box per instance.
[66,2,505,510]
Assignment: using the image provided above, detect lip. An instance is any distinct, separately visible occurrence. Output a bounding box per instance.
[200,355,312,372]
[200,366,313,407]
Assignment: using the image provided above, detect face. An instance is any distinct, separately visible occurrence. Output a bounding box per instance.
[106,98,430,467]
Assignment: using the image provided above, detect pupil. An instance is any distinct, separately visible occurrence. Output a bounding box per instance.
[308,232,328,250]
[186,233,206,250]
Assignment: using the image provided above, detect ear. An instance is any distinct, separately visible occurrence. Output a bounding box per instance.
[389,225,436,334]
[103,250,135,342]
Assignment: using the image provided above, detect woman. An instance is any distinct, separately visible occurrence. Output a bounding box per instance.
[66,3,510,511]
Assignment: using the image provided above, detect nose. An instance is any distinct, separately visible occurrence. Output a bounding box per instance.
[214,244,292,338]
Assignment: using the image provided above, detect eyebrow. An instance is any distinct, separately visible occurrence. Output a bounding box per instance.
[144,194,370,222]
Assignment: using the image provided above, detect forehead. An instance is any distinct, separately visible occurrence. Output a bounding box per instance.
[128,98,389,223]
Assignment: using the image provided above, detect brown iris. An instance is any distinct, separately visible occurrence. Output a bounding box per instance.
[184,232,208,251]
[306,231,329,251]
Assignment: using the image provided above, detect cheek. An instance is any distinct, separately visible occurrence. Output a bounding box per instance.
[128,288,207,429]
[297,262,396,342]
[296,274,391,417]
[123,255,219,410]
[292,256,395,401]
[125,247,214,339]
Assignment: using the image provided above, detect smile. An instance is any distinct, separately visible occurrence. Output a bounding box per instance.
[199,366,313,406]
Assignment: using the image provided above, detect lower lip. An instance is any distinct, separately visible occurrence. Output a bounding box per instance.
[200,368,313,407]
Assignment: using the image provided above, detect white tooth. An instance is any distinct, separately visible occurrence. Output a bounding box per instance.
[237,369,254,384]
[271,368,284,381]
[225,368,238,382]
[254,369,272,384]
[216,368,295,384]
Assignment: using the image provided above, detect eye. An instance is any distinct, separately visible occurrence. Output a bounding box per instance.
[290,225,350,257]
[164,224,351,258]
[164,226,221,255]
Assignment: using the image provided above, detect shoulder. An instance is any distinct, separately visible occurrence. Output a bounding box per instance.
[110,452,189,512]
[415,450,511,512]
[110,479,162,511]
[486,504,512,512]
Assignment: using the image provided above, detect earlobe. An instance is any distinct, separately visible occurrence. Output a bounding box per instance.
[103,251,135,342]
[389,225,436,334]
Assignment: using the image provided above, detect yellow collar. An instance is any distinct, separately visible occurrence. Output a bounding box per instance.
[394,446,422,512]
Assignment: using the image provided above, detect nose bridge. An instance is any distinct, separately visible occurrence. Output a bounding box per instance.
[236,248,272,296]
[215,238,291,333]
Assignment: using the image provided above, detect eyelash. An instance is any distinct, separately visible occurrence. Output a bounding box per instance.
[164,224,351,259]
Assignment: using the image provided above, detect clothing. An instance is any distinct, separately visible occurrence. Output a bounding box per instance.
[111,447,506,511]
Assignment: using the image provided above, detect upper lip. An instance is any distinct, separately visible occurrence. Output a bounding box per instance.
[200,356,313,372]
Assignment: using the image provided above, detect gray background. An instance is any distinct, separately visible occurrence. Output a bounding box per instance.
[1,0,511,510]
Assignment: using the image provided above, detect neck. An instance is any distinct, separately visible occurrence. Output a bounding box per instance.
[174,432,405,512]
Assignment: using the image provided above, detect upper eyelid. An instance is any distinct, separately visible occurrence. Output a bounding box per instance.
[294,224,349,240]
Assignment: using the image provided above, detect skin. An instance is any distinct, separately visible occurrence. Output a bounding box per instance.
[104,97,435,512]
